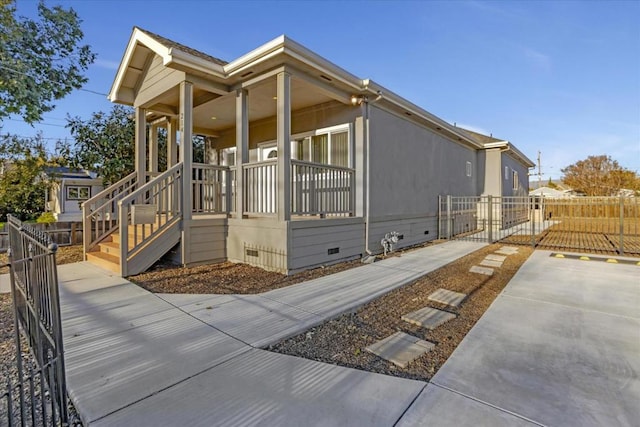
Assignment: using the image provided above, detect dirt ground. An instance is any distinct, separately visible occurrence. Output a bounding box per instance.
[270,243,533,382]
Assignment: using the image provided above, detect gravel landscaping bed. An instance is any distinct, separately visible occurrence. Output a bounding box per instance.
[270,243,533,382]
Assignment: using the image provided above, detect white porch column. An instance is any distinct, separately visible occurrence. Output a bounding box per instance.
[276,72,291,221]
[134,107,147,184]
[235,88,249,218]
[167,118,178,167]
[149,125,159,173]
[180,81,193,221]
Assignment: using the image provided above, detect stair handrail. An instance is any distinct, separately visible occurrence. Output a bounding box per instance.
[82,171,138,254]
[117,163,183,276]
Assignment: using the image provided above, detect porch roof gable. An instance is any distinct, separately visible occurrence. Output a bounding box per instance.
[108,29,486,150]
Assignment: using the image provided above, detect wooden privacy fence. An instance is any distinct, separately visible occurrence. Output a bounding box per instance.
[0,222,83,252]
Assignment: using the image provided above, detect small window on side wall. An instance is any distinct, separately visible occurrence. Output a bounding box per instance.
[466,161,472,177]
[504,166,509,180]
[67,185,90,200]
[512,171,519,190]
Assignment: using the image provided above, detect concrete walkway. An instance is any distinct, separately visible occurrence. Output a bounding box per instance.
[398,250,640,426]
[59,240,485,426]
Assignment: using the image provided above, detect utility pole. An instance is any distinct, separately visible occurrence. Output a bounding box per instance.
[537,151,542,187]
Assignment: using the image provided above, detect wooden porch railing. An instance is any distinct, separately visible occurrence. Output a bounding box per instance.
[118,163,183,269]
[192,163,232,214]
[291,160,355,216]
[82,171,137,253]
[243,160,277,215]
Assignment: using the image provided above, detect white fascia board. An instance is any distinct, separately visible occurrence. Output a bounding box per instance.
[362,79,482,149]
[167,49,225,78]
[223,35,287,75]
[224,35,364,91]
[109,28,171,103]
[485,140,535,167]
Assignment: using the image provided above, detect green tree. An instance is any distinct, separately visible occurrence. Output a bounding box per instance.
[0,0,95,123]
[0,134,64,221]
[547,178,559,189]
[561,155,640,196]
[66,105,207,185]
[65,105,137,185]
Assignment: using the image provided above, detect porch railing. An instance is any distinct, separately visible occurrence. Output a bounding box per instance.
[243,160,277,215]
[82,171,138,253]
[291,160,355,216]
[192,163,232,214]
[3,215,68,425]
[118,163,183,264]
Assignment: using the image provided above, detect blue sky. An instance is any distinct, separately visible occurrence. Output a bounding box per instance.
[3,0,639,180]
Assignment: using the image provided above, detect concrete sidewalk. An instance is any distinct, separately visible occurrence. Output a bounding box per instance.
[60,240,485,426]
[397,250,640,426]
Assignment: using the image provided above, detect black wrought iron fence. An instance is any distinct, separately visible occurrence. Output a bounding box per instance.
[1,214,68,426]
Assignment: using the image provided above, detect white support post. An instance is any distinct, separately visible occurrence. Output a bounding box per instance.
[235,88,248,218]
[135,107,147,185]
[167,118,178,167]
[149,125,158,174]
[277,72,291,221]
[179,81,193,266]
[180,81,193,220]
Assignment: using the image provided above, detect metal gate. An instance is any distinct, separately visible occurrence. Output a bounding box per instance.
[1,215,68,426]
[438,195,640,256]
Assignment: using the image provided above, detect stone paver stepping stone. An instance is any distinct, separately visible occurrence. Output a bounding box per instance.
[480,259,503,268]
[501,246,519,252]
[428,288,467,307]
[496,247,519,256]
[469,265,494,276]
[402,307,457,330]
[365,332,434,368]
[486,254,507,262]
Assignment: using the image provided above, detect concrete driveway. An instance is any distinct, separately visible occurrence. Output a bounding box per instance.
[398,250,640,426]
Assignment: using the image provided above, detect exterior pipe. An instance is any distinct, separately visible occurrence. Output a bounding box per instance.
[364,100,371,255]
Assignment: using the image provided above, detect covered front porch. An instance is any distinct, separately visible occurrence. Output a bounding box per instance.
[84,29,366,275]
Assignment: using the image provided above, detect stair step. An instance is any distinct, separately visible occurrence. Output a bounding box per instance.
[98,241,121,259]
[86,251,120,274]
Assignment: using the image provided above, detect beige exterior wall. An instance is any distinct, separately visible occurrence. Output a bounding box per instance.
[226,218,288,273]
[183,217,228,267]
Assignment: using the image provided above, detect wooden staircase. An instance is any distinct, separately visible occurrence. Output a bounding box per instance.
[86,217,180,275]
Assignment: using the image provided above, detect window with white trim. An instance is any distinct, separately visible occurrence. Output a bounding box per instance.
[66,185,90,201]
[466,161,472,177]
[512,170,519,190]
[504,166,509,180]
[293,124,350,167]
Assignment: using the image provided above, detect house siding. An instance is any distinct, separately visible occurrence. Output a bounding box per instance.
[501,152,530,196]
[364,105,479,252]
[288,218,364,273]
[184,217,227,266]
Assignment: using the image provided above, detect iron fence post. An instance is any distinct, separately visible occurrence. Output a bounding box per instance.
[446,195,452,239]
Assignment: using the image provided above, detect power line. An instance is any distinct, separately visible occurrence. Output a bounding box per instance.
[0,63,108,97]
[4,118,67,127]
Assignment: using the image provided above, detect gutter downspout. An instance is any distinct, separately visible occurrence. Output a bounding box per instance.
[364,100,371,255]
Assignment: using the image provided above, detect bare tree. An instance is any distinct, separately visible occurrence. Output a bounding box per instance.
[561,155,639,196]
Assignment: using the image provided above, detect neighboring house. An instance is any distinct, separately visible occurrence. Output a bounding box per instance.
[84,27,534,276]
[529,186,572,198]
[44,167,103,222]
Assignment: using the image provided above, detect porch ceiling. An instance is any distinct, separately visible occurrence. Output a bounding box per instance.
[147,76,337,133]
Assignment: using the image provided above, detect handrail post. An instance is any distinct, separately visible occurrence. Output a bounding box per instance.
[82,201,89,260]
[119,202,128,277]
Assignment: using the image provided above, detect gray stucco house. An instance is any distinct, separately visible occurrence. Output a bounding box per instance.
[83,28,534,276]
